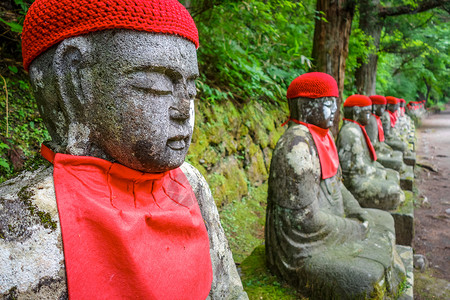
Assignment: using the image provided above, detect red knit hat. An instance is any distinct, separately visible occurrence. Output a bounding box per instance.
[399,98,406,103]
[22,0,199,71]
[369,95,387,105]
[286,72,339,99]
[343,95,372,107]
[386,96,399,104]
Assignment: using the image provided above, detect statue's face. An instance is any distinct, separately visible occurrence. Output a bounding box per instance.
[372,104,385,116]
[85,31,198,172]
[304,97,338,129]
[355,106,371,126]
[387,103,399,113]
[400,102,405,108]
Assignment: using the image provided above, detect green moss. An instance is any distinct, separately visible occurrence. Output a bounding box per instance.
[240,246,304,299]
[18,186,57,230]
[219,183,268,263]
[414,269,450,299]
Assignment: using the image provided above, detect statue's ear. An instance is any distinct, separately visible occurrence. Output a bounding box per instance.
[53,36,92,123]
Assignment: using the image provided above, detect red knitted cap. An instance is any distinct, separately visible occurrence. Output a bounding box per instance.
[343,95,372,107]
[386,96,399,104]
[369,95,387,105]
[286,72,339,99]
[399,98,406,103]
[22,0,199,71]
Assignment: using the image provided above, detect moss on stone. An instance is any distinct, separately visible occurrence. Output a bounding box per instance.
[18,186,57,230]
[240,246,304,299]
[219,183,268,263]
[414,269,450,299]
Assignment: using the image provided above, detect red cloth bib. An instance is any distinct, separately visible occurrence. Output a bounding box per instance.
[343,119,377,161]
[372,113,385,142]
[41,145,212,300]
[388,110,398,128]
[282,118,339,179]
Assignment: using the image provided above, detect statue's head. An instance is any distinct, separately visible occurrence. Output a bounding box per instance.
[22,0,199,173]
[386,96,400,113]
[399,98,406,108]
[343,95,372,126]
[369,95,387,117]
[286,72,339,129]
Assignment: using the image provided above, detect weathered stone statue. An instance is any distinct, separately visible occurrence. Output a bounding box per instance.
[266,73,406,299]
[337,95,404,210]
[0,1,247,299]
[382,96,416,166]
[366,95,414,190]
[397,99,415,148]
[382,97,408,152]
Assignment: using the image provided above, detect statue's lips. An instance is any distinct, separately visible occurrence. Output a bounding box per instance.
[167,135,188,150]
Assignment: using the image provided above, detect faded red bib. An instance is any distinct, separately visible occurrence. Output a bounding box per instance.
[41,145,212,300]
[282,118,339,179]
[343,119,377,161]
[388,110,398,128]
[372,113,385,142]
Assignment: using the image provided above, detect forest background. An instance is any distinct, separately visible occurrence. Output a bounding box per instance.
[0,0,449,298]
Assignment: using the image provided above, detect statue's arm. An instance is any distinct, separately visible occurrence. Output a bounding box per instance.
[340,181,369,224]
[181,163,248,300]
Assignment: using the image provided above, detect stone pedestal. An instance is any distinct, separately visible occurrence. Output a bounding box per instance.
[397,245,414,300]
[391,191,414,246]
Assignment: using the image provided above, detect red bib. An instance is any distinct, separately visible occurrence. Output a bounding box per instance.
[282,118,339,179]
[41,145,212,300]
[372,113,385,142]
[388,110,398,128]
[343,119,377,161]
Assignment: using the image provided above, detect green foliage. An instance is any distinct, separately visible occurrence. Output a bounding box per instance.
[0,75,49,182]
[376,9,449,104]
[195,0,316,104]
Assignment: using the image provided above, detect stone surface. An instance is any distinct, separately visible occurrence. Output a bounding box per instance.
[266,114,406,299]
[391,191,415,246]
[0,163,248,299]
[337,121,405,210]
[397,245,414,300]
[413,254,428,271]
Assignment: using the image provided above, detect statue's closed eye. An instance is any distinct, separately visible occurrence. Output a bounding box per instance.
[129,72,173,95]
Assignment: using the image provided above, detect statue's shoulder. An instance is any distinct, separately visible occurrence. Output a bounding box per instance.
[271,124,320,177]
[338,122,362,144]
[179,162,209,197]
[0,165,67,298]
[275,124,316,155]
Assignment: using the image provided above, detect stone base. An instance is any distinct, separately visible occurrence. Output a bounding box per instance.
[400,166,414,191]
[403,152,416,166]
[391,191,414,246]
[396,245,414,300]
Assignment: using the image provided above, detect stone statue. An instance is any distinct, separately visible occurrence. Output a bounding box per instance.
[266,73,406,299]
[336,95,404,210]
[366,96,414,190]
[0,1,247,299]
[397,99,415,148]
[382,97,408,152]
[382,97,416,166]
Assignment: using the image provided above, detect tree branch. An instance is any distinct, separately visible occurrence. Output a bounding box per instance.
[378,0,447,17]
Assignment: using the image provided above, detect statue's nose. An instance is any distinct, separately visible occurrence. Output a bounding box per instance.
[169,96,190,121]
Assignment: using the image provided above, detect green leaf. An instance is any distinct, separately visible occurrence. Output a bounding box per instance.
[0,18,23,33]
[8,66,18,74]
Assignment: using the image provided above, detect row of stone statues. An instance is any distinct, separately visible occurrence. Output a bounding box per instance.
[0,0,419,299]
[266,72,417,299]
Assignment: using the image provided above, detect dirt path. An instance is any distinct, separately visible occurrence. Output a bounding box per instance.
[413,105,450,291]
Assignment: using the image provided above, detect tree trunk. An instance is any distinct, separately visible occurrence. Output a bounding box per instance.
[312,0,355,135]
[355,0,383,96]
